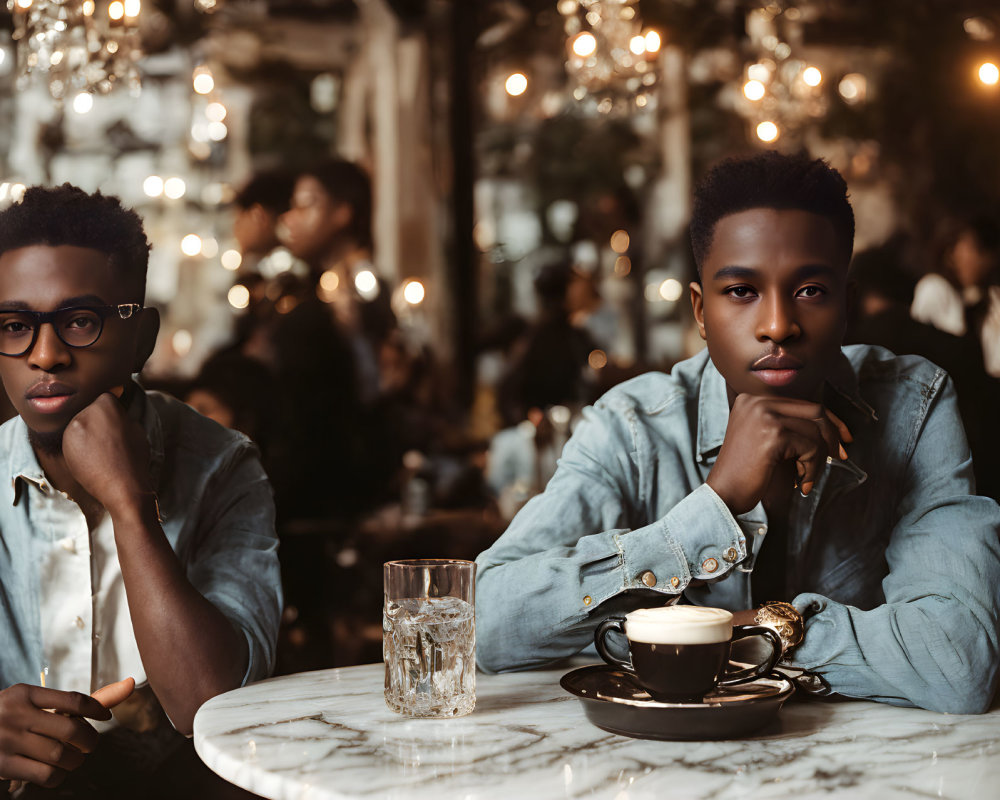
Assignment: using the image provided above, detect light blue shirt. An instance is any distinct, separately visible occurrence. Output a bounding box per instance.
[0,388,282,690]
[476,345,1000,713]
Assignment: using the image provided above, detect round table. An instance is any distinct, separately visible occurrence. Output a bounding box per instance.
[193,662,1000,800]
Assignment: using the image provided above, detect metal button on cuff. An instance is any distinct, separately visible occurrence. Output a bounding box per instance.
[702,558,719,573]
[583,595,593,606]
[723,547,739,563]
[756,526,767,536]
[639,571,657,588]
[670,576,680,588]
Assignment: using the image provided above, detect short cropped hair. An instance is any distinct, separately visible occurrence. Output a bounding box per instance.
[0,184,151,298]
[235,170,295,215]
[690,151,855,274]
[304,159,373,250]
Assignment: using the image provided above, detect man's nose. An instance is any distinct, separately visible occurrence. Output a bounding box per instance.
[756,295,800,342]
[27,323,71,371]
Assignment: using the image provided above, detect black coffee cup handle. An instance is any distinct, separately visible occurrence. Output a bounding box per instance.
[594,617,633,672]
[718,624,783,686]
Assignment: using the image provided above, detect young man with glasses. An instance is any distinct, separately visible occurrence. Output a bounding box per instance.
[0,185,281,796]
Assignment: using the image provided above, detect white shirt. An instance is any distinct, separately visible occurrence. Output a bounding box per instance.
[33,478,145,699]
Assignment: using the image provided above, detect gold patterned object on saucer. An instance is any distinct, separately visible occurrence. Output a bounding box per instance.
[754,601,804,653]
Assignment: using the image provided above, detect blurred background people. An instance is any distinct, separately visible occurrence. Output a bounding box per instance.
[910,215,1000,377]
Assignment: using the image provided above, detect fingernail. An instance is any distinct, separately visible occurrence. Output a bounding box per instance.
[839,443,848,460]
[801,482,813,496]
[111,385,125,399]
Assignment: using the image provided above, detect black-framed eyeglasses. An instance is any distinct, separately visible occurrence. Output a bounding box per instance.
[0,304,143,357]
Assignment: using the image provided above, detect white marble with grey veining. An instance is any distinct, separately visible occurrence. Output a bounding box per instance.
[193,662,1000,800]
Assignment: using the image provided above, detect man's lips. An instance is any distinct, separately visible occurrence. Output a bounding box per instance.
[25,382,76,414]
[751,353,803,387]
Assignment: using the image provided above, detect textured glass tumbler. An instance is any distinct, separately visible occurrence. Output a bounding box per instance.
[383,559,476,717]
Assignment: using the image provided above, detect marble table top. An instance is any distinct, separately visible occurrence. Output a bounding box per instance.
[193,662,1000,800]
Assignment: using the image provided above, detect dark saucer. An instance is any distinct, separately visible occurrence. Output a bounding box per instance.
[560,664,795,741]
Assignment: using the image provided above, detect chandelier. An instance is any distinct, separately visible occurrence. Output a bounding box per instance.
[7,0,142,100]
[558,0,661,115]
[731,5,827,145]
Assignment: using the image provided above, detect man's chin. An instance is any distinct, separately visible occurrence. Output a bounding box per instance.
[28,427,65,456]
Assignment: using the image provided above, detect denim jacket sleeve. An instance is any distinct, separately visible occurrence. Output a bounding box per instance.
[475,395,748,673]
[787,373,1000,714]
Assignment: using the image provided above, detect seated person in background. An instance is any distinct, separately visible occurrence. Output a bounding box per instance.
[846,238,1000,500]
[910,214,1000,377]
[476,152,1000,714]
[0,186,281,796]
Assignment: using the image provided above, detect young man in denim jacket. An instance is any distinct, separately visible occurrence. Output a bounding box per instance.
[476,152,1000,713]
[0,185,281,794]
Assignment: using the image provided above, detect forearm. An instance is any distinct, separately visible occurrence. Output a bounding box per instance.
[787,591,1000,714]
[112,497,248,734]
[476,483,753,672]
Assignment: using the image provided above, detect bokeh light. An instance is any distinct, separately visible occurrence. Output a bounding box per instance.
[180,234,202,257]
[743,80,766,101]
[221,249,242,270]
[402,280,425,305]
[756,121,779,142]
[228,285,250,310]
[164,177,186,199]
[505,72,528,97]
[979,62,1000,86]
[802,66,822,87]
[610,229,630,254]
[572,32,597,58]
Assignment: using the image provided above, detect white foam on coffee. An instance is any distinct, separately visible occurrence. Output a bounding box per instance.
[624,605,732,645]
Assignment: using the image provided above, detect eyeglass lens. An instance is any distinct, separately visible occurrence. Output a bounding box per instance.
[0,308,104,356]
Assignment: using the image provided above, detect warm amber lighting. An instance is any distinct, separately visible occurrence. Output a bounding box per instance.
[193,69,214,95]
[505,72,528,97]
[15,0,32,9]
[221,250,241,271]
[72,92,93,114]
[164,177,186,199]
[572,32,597,58]
[81,0,94,14]
[610,229,630,254]
[802,66,822,87]
[319,270,340,292]
[206,102,227,122]
[659,278,683,302]
[756,121,779,142]
[108,1,124,20]
[644,31,661,54]
[614,256,631,276]
[181,234,202,257]
[979,62,1000,86]
[743,80,766,101]
[747,63,770,82]
[402,280,425,305]
[629,36,646,56]
[838,73,867,104]
[228,285,250,310]
[123,0,139,16]
[172,329,192,357]
[355,270,378,297]
[142,175,163,197]
[588,350,608,370]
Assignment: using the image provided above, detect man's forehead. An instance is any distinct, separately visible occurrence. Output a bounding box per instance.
[706,208,846,270]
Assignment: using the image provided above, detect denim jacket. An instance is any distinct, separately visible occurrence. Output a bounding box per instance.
[476,345,1000,713]
[0,388,282,691]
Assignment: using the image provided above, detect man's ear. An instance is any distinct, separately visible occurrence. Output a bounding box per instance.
[132,307,160,373]
[330,200,353,231]
[690,281,707,341]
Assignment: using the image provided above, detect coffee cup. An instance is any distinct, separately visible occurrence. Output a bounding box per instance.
[594,605,782,702]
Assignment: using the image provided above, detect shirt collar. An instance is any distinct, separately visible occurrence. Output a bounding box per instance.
[695,349,879,462]
[8,381,165,506]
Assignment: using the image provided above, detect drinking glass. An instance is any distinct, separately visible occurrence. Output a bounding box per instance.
[383,559,476,717]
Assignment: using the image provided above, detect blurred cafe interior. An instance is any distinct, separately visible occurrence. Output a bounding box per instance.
[2,0,1000,673]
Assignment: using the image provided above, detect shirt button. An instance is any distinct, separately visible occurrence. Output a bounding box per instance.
[74,616,85,629]
[59,537,76,553]
[756,527,767,536]
[670,576,680,588]
[583,595,593,606]
[723,547,739,562]
[639,571,657,588]
[702,558,719,574]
